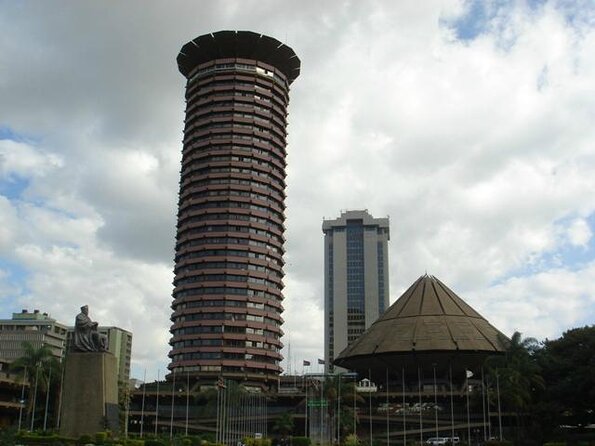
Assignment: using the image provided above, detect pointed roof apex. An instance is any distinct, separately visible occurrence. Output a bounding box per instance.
[334,274,509,372]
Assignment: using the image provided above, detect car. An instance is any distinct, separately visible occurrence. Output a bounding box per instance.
[426,438,448,445]
[425,437,460,445]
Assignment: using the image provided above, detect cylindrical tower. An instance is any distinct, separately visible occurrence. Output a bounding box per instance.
[169,31,300,390]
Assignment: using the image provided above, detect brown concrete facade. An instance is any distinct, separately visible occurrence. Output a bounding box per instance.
[60,352,119,437]
[169,31,300,389]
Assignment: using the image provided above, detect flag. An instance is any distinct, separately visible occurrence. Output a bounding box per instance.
[318,358,325,365]
[466,370,474,378]
[303,360,311,366]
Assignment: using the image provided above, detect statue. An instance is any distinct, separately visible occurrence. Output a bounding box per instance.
[73,305,108,352]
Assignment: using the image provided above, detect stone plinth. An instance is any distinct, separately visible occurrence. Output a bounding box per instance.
[60,352,119,438]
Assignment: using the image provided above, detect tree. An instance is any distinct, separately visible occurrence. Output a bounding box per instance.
[321,375,365,439]
[488,332,544,410]
[538,325,595,428]
[272,412,294,438]
[486,332,544,444]
[10,341,62,430]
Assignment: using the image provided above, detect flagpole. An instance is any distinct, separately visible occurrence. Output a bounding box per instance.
[224,382,229,446]
[320,378,324,446]
[140,369,147,437]
[433,365,438,439]
[481,367,487,442]
[185,371,190,436]
[486,370,491,439]
[449,364,454,442]
[305,375,308,438]
[496,372,502,441]
[338,374,342,445]
[56,363,65,430]
[43,366,52,431]
[224,384,228,446]
[155,369,160,436]
[226,380,231,446]
[124,386,130,439]
[170,368,176,440]
[402,367,406,446]
[417,366,422,445]
[353,375,356,436]
[31,364,40,431]
[216,381,221,444]
[18,368,27,431]
[368,369,373,446]
[386,368,389,446]
[466,371,471,446]
[241,393,246,441]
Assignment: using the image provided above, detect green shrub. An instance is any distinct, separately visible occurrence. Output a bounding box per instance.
[292,437,311,446]
[95,431,109,444]
[485,441,513,446]
[125,440,146,446]
[244,439,271,446]
[145,439,167,446]
[543,443,567,446]
[20,434,62,444]
[343,434,359,446]
[187,436,203,446]
[78,434,94,445]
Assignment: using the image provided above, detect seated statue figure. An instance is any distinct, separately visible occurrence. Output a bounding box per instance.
[73,305,108,352]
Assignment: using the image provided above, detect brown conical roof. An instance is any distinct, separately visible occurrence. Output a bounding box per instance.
[334,274,509,374]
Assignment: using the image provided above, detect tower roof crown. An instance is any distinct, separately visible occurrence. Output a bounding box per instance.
[177,30,301,84]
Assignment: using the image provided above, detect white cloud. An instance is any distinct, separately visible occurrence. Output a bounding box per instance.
[0,139,62,179]
[469,263,595,341]
[567,218,592,247]
[0,197,19,254]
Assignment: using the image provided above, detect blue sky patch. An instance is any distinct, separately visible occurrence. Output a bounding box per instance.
[0,259,28,309]
[491,213,595,286]
[0,125,40,145]
[0,125,25,142]
[449,0,493,41]
[0,176,29,200]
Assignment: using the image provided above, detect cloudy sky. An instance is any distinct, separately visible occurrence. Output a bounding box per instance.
[1,0,594,381]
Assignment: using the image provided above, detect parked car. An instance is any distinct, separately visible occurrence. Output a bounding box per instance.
[425,437,460,445]
[426,438,448,445]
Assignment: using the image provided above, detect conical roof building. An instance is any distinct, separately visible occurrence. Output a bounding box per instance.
[334,274,508,376]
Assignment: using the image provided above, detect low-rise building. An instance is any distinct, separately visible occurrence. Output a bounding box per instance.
[0,359,28,428]
[0,310,68,362]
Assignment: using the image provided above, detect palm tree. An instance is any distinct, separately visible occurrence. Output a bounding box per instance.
[486,332,544,442]
[323,375,365,440]
[10,342,62,431]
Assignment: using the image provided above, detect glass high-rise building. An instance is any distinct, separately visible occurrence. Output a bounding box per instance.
[169,31,300,389]
[322,210,390,373]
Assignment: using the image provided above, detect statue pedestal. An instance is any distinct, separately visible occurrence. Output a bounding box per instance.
[60,352,119,438]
